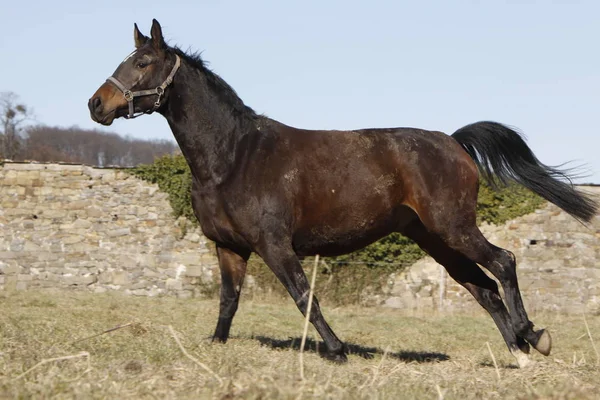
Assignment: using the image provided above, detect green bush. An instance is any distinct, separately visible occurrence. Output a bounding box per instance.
[132,154,546,304]
[476,181,544,225]
[132,155,195,222]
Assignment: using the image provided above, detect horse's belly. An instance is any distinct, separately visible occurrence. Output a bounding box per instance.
[291,205,417,257]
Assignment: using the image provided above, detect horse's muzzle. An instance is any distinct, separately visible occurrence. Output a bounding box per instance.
[88,83,123,125]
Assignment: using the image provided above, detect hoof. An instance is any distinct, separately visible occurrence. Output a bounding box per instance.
[533,329,552,356]
[322,350,348,364]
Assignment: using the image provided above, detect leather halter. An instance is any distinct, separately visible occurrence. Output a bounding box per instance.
[106,54,181,119]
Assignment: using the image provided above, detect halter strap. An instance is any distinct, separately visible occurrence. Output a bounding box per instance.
[106,54,181,119]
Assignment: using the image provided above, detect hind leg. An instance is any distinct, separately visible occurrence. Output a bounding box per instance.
[458,233,551,356]
[421,215,551,357]
[406,145,550,357]
[402,220,533,367]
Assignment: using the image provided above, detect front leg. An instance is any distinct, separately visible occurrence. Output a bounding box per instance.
[256,234,347,362]
[212,245,250,343]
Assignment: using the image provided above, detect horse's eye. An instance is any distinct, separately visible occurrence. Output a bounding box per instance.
[136,62,149,69]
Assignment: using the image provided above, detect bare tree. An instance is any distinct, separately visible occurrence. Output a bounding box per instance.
[22,125,178,165]
[0,92,33,160]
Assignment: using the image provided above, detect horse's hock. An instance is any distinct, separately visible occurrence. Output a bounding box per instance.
[1,161,599,313]
[0,161,218,298]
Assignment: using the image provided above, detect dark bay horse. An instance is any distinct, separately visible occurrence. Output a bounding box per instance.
[89,20,598,368]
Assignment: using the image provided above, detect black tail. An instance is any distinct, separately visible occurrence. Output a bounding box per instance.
[452,121,598,223]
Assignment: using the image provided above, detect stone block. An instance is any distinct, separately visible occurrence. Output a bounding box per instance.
[118,255,137,270]
[22,220,35,229]
[98,271,113,284]
[65,274,97,286]
[86,207,103,218]
[130,280,149,290]
[177,290,193,299]
[142,268,159,278]
[62,235,84,245]
[59,166,84,175]
[73,219,92,229]
[4,170,18,178]
[147,287,164,297]
[136,254,156,269]
[176,254,201,266]
[200,253,218,264]
[113,271,130,286]
[101,172,117,182]
[200,269,214,284]
[383,293,416,309]
[166,278,182,291]
[64,242,96,253]
[42,209,67,219]
[15,177,33,186]
[64,200,91,210]
[1,201,18,208]
[3,208,31,216]
[18,170,41,179]
[185,265,204,277]
[0,178,17,186]
[108,228,131,238]
[0,262,21,273]
[37,252,59,262]
[417,296,435,309]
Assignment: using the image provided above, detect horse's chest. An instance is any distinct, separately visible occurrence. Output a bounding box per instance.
[192,193,254,248]
[194,200,229,238]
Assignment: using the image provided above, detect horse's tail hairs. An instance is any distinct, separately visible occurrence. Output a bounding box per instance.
[452,121,598,223]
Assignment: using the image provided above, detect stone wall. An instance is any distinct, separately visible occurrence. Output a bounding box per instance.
[0,162,218,298]
[384,187,600,314]
[2,161,599,313]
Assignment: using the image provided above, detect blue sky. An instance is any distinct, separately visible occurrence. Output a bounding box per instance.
[1,0,599,182]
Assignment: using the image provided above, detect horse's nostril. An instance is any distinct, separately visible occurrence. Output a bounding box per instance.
[93,97,102,111]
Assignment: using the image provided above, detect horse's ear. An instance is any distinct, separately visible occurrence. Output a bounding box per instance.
[150,19,166,50]
[133,23,148,48]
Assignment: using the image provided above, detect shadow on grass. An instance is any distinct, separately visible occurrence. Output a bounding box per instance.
[253,335,450,363]
[479,361,519,369]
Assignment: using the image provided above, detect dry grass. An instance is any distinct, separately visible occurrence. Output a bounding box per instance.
[1,290,599,399]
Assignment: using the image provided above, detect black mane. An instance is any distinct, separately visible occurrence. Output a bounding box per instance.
[170,46,259,120]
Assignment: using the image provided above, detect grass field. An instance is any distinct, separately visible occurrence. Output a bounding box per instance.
[1,290,599,399]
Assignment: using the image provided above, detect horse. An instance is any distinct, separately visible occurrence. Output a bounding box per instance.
[88,19,598,368]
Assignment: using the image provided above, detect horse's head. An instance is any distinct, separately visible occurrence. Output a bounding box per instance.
[88,19,180,125]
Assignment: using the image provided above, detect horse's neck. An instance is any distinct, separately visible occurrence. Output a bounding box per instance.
[162,63,254,185]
